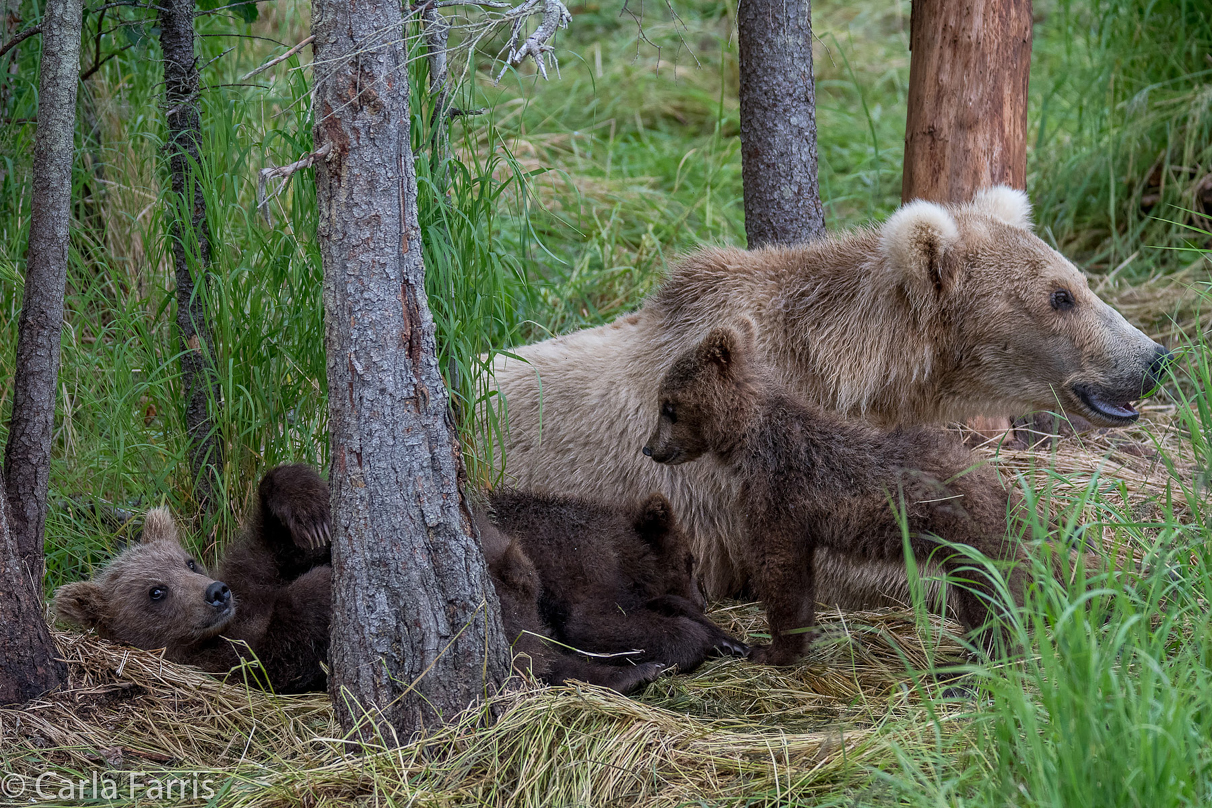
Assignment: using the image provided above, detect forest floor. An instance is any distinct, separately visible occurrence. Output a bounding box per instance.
[2,0,1212,804]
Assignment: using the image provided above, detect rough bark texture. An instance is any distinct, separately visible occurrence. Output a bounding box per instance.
[902,0,1032,203]
[3,0,82,582]
[159,0,224,512]
[311,2,511,741]
[0,472,66,705]
[903,0,1033,442]
[736,0,825,248]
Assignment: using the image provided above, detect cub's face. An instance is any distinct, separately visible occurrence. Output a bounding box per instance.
[644,329,743,466]
[53,508,236,653]
[632,493,707,611]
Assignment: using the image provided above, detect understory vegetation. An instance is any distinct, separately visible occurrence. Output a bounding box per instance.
[2,0,1212,804]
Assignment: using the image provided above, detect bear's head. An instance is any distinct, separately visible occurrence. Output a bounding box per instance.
[632,492,706,610]
[644,323,759,467]
[53,507,236,653]
[881,186,1169,427]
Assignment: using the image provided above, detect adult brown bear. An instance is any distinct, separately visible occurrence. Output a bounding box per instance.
[486,187,1168,604]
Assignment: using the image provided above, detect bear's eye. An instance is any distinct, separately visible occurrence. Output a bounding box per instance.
[1050,289,1076,312]
[186,559,197,572]
[149,587,166,601]
[661,401,677,424]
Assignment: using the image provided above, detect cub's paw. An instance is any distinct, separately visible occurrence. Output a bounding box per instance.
[747,643,805,667]
[621,662,667,692]
[711,634,750,658]
[259,464,331,552]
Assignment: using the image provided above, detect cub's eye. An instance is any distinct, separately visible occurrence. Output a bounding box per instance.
[149,587,165,601]
[1051,289,1076,312]
[661,401,677,424]
[186,559,197,572]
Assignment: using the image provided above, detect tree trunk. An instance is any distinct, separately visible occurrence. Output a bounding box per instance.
[311,5,511,741]
[0,469,67,705]
[903,0,1033,443]
[736,0,826,248]
[902,0,1032,202]
[3,0,83,583]
[159,0,223,513]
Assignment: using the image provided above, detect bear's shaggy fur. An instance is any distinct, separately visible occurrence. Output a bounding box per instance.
[54,464,332,693]
[644,326,1060,664]
[486,490,748,675]
[476,515,666,694]
[486,187,1167,602]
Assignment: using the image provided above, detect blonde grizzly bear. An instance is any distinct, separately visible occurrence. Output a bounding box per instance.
[645,325,1056,663]
[487,187,1167,605]
[53,465,332,693]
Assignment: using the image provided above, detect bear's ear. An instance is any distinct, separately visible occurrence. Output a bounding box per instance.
[968,185,1033,230]
[881,200,961,294]
[633,492,675,549]
[141,506,180,546]
[698,327,740,373]
[53,581,109,631]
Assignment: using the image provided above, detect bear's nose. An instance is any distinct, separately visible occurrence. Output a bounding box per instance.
[205,581,231,608]
[1148,344,1173,385]
[642,445,653,457]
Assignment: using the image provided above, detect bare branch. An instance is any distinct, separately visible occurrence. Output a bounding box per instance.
[495,0,570,81]
[257,141,332,224]
[240,33,313,81]
[0,23,41,61]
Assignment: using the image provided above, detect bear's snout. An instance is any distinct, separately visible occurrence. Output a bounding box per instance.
[205,581,231,609]
[1147,344,1173,388]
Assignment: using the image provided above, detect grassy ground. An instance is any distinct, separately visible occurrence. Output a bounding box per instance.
[1,0,1212,804]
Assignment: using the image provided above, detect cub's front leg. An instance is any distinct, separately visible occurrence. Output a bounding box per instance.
[748,524,818,666]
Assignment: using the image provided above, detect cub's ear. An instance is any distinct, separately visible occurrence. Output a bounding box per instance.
[697,327,741,373]
[881,200,961,295]
[141,506,180,546]
[53,581,109,631]
[969,185,1032,230]
[633,492,675,549]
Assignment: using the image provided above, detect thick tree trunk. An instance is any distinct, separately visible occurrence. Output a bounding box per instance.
[158,0,224,512]
[903,0,1033,443]
[3,0,83,582]
[902,0,1032,202]
[736,0,825,247]
[0,471,66,705]
[311,4,510,741]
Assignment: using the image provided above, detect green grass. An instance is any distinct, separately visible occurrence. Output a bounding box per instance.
[1,0,1212,804]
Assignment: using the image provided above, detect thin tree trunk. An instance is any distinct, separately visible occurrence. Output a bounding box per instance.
[158,0,223,513]
[311,5,510,741]
[3,0,83,582]
[902,0,1032,203]
[0,461,66,705]
[736,0,825,247]
[902,0,1034,443]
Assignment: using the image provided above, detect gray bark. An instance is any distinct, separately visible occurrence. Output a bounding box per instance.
[158,0,223,513]
[736,0,826,247]
[0,468,67,705]
[3,0,82,582]
[311,2,510,741]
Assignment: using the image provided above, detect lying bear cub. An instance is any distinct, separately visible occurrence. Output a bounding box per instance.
[644,323,1077,665]
[54,464,332,693]
[482,490,747,687]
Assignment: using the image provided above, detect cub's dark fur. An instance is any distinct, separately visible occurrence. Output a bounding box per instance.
[485,490,747,675]
[644,325,1068,665]
[54,464,332,693]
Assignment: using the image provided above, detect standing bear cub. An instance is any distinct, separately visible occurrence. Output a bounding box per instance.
[54,464,332,693]
[644,325,1066,664]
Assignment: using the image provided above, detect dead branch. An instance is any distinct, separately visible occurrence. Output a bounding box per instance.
[257,141,332,224]
[240,34,313,81]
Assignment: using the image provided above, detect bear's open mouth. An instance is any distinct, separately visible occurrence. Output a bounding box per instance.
[1072,384,1140,426]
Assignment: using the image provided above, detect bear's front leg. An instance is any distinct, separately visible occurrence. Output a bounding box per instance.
[256,464,331,575]
[748,531,817,667]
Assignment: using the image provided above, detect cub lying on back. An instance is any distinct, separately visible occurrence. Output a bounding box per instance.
[643,325,1069,664]
[485,490,747,678]
[54,464,332,693]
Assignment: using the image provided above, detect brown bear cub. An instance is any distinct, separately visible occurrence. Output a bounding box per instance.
[485,490,747,676]
[476,514,666,694]
[644,325,1051,665]
[54,464,332,693]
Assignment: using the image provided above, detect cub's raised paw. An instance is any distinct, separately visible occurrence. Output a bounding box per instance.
[259,464,331,553]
